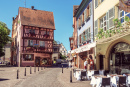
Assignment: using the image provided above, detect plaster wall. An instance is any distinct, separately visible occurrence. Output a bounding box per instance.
[94,0,119,21]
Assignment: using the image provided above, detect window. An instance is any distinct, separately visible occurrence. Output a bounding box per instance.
[71,40,73,44]
[23,54,34,61]
[28,40,33,46]
[119,9,130,23]
[54,48,57,52]
[40,41,45,47]
[100,15,107,31]
[100,0,104,3]
[29,29,35,34]
[47,31,49,35]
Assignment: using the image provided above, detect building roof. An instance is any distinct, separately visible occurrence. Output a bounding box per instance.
[19,7,55,29]
[74,0,91,19]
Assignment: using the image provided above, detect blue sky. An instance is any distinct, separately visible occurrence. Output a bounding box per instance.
[0,0,82,52]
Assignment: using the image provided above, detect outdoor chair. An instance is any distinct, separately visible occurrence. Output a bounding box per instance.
[94,71,99,75]
[101,78,111,87]
[81,71,87,81]
[104,70,110,76]
[117,76,127,87]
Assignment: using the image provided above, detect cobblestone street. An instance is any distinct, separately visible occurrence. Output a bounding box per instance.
[0,66,92,87]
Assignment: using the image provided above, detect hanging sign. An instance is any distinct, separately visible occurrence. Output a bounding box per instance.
[119,0,130,12]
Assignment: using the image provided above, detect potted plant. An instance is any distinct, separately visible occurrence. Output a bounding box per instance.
[26,47,31,51]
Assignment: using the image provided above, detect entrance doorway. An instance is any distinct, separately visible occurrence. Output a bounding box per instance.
[110,42,130,74]
[99,55,104,70]
[35,57,40,66]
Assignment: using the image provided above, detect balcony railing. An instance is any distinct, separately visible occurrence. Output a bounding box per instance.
[23,33,53,40]
[22,46,53,53]
[96,26,130,44]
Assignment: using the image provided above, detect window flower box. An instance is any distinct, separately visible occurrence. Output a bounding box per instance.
[26,47,34,51]
[39,46,45,50]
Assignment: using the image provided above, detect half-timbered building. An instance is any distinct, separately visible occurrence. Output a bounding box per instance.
[11,6,55,67]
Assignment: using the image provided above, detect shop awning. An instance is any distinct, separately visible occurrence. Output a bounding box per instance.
[70,42,96,54]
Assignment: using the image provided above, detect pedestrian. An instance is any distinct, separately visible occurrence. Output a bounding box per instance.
[72,60,74,68]
[89,55,94,70]
[84,59,88,70]
[87,57,90,70]
[69,60,72,68]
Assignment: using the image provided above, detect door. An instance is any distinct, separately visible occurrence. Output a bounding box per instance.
[99,55,104,70]
[35,57,40,66]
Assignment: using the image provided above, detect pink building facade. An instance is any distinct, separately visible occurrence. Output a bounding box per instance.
[11,7,55,67]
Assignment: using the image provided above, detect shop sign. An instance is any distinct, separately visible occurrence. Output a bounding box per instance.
[119,0,130,12]
[114,43,130,52]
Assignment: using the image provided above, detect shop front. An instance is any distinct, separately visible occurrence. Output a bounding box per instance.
[21,53,52,67]
[96,34,130,72]
[71,42,96,69]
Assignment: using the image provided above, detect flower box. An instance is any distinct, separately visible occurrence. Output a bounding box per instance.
[39,47,45,50]
[43,34,50,38]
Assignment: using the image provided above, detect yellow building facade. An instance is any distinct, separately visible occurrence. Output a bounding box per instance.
[94,0,130,72]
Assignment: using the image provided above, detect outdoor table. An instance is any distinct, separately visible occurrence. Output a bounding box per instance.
[87,70,95,79]
[73,69,86,80]
[99,70,104,75]
[90,75,107,87]
[107,74,127,87]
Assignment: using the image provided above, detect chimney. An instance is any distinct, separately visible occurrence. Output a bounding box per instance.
[13,17,15,21]
[31,6,34,10]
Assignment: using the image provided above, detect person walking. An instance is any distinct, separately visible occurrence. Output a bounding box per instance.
[89,55,94,70]
[84,59,88,70]
[87,58,90,70]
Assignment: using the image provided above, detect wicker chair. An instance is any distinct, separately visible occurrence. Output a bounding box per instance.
[118,76,127,87]
[101,78,111,87]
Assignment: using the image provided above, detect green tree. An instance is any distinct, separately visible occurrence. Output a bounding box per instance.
[59,53,67,60]
[0,21,11,57]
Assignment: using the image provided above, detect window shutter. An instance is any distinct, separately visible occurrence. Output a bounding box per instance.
[89,2,91,16]
[95,0,98,8]
[77,20,79,29]
[84,9,87,21]
[108,7,115,29]
[80,15,83,26]
[78,36,80,46]
[106,12,109,29]
[85,30,88,41]
[94,20,98,36]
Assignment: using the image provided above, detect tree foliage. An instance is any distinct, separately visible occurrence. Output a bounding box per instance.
[59,53,67,60]
[0,21,11,57]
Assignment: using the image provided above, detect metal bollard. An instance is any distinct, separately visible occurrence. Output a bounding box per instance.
[30,66,32,74]
[62,65,63,73]
[17,69,19,79]
[70,70,72,82]
[38,65,39,71]
[24,68,26,76]
[34,65,36,73]
[41,66,43,70]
